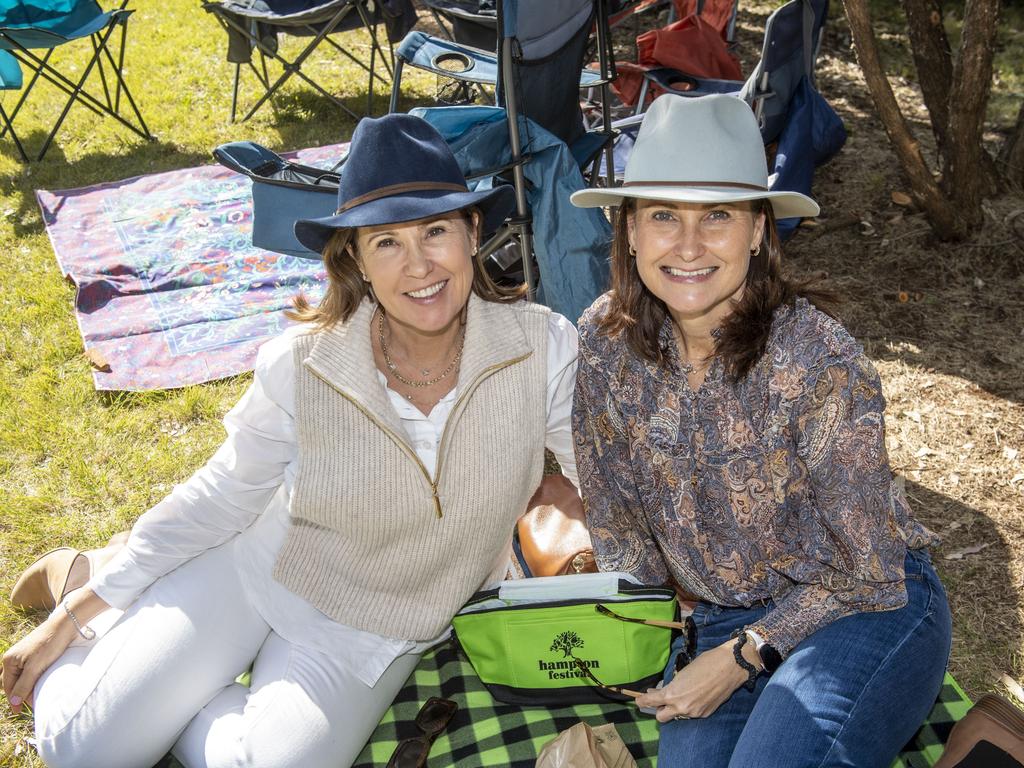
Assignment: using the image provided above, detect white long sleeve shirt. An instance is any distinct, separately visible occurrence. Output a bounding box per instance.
[88,311,578,686]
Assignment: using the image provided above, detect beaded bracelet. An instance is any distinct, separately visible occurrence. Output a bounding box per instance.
[730,629,759,692]
[62,600,96,641]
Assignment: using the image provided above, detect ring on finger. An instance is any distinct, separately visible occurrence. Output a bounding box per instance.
[673,714,689,721]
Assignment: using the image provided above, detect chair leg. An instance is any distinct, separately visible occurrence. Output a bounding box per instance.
[0,104,28,162]
[389,58,404,114]
[231,63,241,122]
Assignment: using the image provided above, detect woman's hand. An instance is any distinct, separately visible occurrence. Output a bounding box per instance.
[634,637,762,722]
[2,589,109,714]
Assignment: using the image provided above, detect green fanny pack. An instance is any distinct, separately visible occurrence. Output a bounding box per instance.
[451,574,679,705]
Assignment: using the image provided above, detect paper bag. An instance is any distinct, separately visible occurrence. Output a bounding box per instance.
[535,722,637,768]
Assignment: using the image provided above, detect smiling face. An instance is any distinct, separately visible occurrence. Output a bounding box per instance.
[355,210,478,338]
[627,199,765,332]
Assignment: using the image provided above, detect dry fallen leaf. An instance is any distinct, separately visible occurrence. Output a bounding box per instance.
[1001,674,1024,706]
[914,446,934,458]
[1004,447,1019,462]
[891,190,913,207]
[947,473,960,487]
[903,410,922,424]
[84,348,111,372]
[944,542,992,561]
[1010,473,1024,485]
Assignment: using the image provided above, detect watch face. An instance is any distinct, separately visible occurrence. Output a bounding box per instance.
[761,644,783,674]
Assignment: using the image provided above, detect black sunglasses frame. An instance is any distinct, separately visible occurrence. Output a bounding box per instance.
[385,697,458,768]
[569,606,698,698]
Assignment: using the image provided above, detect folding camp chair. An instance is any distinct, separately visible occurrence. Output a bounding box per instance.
[634,0,829,141]
[0,0,152,161]
[0,51,28,162]
[388,0,617,301]
[203,0,415,122]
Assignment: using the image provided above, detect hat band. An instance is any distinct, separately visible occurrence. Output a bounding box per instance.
[623,180,768,191]
[336,181,470,214]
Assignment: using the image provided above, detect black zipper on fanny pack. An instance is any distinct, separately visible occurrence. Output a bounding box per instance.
[457,584,677,616]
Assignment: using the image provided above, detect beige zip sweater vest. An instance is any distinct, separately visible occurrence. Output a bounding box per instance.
[274,295,550,641]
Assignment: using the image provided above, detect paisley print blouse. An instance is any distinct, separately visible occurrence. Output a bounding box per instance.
[573,294,938,656]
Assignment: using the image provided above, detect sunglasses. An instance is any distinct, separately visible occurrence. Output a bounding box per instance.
[571,605,698,699]
[386,697,458,768]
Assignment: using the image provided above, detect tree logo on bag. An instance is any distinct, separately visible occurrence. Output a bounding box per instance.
[550,631,583,658]
[538,631,600,680]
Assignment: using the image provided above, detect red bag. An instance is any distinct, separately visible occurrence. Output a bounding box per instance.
[637,14,742,81]
[673,0,736,40]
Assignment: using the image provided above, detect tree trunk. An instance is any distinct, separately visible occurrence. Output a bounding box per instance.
[943,0,1002,229]
[999,99,1024,188]
[842,0,962,239]
[901,0,953,160]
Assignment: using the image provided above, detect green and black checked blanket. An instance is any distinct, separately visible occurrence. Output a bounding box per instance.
[353,643,972,768]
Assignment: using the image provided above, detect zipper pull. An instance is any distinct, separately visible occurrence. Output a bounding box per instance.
[431,482,442,519]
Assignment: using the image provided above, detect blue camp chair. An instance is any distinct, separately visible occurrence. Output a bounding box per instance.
[0,0,152,161]
[202,0,416,122]
[0,51,28,162]
[389,0,617,300]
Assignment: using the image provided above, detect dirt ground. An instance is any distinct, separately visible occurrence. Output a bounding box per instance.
[700,3,1024,699]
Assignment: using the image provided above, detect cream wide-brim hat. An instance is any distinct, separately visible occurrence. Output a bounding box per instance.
[571,94,820,220]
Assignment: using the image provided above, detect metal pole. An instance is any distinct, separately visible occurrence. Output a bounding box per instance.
[499,0,535,299]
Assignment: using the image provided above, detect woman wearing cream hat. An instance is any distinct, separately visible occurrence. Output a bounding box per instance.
[571,94,951,766]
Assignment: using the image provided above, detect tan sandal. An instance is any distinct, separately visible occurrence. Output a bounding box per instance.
[9,547,83,611]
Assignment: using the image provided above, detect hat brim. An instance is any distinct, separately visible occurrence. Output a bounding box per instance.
[570,185,820,220]
[294,185,516,255]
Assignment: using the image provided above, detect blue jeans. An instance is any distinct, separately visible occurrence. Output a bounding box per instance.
[658,550,951,768]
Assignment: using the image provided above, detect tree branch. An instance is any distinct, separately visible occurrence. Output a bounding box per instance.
[944,0,1002,225]
[841,0,962,239]
[900,0,953,159]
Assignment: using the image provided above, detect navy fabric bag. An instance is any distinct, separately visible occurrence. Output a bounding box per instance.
[770,76,846,240]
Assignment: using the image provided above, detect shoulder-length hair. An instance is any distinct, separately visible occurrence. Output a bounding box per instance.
[287,208,525,329]
[596,199,837,381]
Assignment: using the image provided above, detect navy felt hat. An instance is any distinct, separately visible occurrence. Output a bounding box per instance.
[294,114,515,254]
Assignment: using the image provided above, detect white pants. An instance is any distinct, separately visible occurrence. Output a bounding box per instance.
[32,544,421,768]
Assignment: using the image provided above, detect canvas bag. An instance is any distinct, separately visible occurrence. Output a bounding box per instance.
[451,574,678,705]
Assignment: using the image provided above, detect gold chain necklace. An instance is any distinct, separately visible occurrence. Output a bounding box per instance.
[377,308,465,388]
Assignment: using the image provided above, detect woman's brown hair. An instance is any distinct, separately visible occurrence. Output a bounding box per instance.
[287,208,525,329]
[596,199,837,381]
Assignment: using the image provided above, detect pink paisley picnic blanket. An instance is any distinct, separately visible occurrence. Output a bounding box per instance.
[36,144,344,391]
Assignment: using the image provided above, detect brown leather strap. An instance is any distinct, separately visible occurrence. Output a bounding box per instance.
[336,181,469,214]
[623,180,767,191]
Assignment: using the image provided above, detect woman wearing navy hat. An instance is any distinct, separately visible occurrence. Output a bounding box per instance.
[3,114,580,768]
[570,94,951,766]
